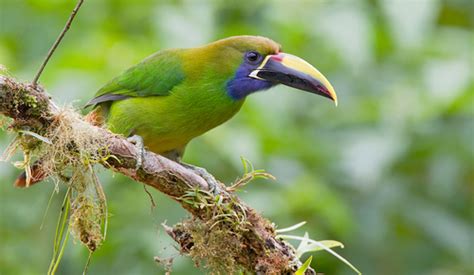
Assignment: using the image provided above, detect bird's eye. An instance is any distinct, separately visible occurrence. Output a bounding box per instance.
[245,51,261,64]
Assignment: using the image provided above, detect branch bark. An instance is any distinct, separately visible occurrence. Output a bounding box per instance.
[0,75,314,274]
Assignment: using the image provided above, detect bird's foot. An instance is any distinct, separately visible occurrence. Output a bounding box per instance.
[180,162,221,194]
[127,135,145,170]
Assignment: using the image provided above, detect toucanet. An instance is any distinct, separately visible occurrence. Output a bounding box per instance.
[15,35,337,187]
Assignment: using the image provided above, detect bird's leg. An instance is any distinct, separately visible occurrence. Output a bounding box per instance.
[127,135,145,170]
[179,162,222,194]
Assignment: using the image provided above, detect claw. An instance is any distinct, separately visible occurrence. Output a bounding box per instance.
[180,162,221,194]
[127,135,145,170]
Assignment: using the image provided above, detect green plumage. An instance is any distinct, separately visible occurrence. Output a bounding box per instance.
[95,49,185,98]
[88,36,280,159]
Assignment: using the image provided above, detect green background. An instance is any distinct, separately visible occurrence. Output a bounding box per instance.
[0,0,473,274]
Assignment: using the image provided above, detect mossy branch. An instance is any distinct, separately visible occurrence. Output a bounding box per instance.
[0,74,315,274]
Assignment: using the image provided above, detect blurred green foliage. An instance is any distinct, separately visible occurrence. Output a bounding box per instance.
[0,0,473,274]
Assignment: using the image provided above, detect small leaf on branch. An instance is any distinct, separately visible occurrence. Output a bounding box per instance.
[295,255,313,275]
[227,157,276,192]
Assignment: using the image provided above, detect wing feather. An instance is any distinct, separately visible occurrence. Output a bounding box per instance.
[86,49,185,107]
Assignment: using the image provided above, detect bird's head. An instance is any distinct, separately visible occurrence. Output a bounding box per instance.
[201,35,337,105]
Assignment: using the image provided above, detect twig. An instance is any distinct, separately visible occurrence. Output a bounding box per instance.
[31,0,85,88]
[143,184,157,210]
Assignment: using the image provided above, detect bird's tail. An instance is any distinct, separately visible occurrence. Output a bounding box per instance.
[14,160,47,188]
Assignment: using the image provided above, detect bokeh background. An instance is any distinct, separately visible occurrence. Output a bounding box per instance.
[1,0,473,274]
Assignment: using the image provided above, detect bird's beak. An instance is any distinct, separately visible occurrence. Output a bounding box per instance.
[249,53,337,105]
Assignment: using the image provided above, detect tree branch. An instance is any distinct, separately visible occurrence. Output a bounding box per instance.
[0,75,314,274]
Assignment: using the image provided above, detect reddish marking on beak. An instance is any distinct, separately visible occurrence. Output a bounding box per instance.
[270,54,284,62]
[316,84,333,101]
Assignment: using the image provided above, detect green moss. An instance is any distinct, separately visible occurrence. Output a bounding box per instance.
[170,162,280,273]
[70,192,104,252]
[181,218,244,274]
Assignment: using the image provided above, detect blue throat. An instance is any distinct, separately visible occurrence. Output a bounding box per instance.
[226,63,274,100]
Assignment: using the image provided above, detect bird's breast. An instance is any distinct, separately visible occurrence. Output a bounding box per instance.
[106,87,244,155]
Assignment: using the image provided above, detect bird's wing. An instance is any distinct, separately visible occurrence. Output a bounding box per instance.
[86,49,185,107]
